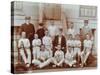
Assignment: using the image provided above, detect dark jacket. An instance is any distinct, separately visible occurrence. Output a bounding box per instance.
[53,35,66,53]
[20,23,35,42]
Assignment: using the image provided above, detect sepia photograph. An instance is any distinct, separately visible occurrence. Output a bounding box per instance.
[11,1,97,74]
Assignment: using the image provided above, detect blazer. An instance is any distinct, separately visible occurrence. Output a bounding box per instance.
[20,23,35,42]
[53,35,66,52]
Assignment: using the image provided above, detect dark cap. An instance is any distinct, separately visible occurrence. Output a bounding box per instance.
[84,20,88,23]
[25,16,31,20]
[59,28,63,32]
[39,23,44,26]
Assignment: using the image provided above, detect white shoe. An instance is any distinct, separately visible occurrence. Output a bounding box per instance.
[52,65,56,67]
[57,64,62,67]
[26,63,30,67]
[32,60,34,64]
[80,64,83,68]
[73,64,76,67]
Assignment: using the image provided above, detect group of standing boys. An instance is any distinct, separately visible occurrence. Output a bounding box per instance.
[18,17,93,68]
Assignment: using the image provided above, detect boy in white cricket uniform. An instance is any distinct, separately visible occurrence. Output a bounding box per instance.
[66,34,74,52]
[65,34,76,67]
[73,34,81,62]
[42,30,53,57]
[32,34,41,60]
[80,34,93,67]
[66,22,75,37]
[47,20,59,39]
[32,44,52,68]
[18,32,31,67]
[81,20,92,42]
[51,44,64,67]
[64,47,76,67]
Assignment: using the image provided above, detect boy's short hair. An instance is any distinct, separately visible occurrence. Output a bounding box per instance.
[86,33,89,36]
[40,44,45,47]
[84,20,88,23]
[68,34,73,38]
[39,23,44,26]
[25,16,31,20]
[45,28,48,31]
[59,28,63,32]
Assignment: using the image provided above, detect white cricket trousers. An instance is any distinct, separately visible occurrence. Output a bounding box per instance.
[80,48,91,64]
[33,47,40,59]
[32,58,52,68]
[19,48,31,64]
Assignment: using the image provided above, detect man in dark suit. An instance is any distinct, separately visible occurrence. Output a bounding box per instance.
[20,16,35,43]
[19,16,35,63]
[53,28,66,54]
[36,23,45,40]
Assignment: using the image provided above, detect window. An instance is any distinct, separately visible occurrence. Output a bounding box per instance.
[79,5,97,18]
